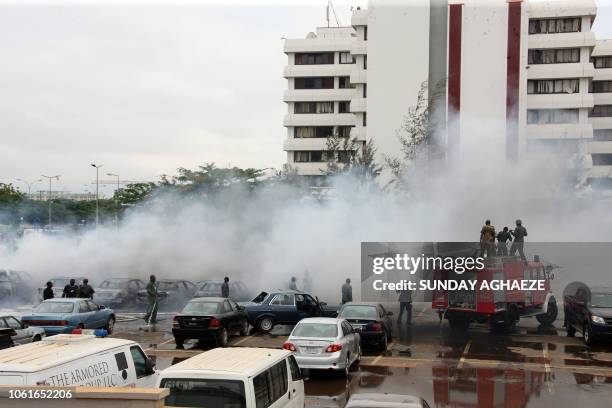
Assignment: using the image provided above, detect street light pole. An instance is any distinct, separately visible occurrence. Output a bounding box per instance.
[40,175,60,226]
[91,164,103,228]
[15,178,42,195]
[107,172,120,227]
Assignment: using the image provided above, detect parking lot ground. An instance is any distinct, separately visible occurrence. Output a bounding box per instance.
[108,303,612,408]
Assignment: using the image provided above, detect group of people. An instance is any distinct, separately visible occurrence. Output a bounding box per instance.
[42,278,95,300]
[480,219,528,260]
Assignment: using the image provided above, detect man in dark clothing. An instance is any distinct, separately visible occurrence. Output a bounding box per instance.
[43,281,54,300]
[144,275,159,324]
[221,277,230,298]
[397,289,413,325]
[480,220,496,258]
[341,278,352,304]
[510,219,528,261]
[496,227,513,256]
[62,279,78,298]
[77,279,95,300]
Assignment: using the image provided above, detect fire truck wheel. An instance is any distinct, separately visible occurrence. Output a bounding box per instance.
[536,300,558,326]
[448,318,469,332]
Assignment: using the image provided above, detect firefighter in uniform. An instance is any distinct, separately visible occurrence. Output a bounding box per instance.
[496,227,513,256]
[480,220,496,258]
[43,281,54,300]
[144,275,159,324]
[510,219,528,261]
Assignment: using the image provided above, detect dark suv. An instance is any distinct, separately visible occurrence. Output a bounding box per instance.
[564,282,612,345]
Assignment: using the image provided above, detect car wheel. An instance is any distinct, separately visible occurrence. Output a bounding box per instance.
[175,337,184,349]
[356,344,361,364]
[566,324,576,337]
[257,317,274,333]
[379,332,388,351]
[218,327,229,347]
[105,317,115,334]
[240,320,249,336]
[32,335,42,342]
[584,324,596,346]
[344,355,350,377]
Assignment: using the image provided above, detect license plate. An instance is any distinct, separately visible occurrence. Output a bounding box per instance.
[303,347,320,354]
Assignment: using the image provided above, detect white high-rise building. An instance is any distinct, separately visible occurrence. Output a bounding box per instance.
[282,0,611,188]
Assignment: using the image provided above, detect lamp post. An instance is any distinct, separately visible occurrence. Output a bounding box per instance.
[40,175,60,226]
[107,172,120,227]
[15,178,42,195]
[91,164,103,228]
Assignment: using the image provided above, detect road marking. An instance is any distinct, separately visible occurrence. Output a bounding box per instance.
[372,354,384,365]
[159,338,175,346]
[232,335,257,346]
[457,340,472,369]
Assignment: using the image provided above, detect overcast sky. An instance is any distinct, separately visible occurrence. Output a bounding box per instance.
[0,0,610,194]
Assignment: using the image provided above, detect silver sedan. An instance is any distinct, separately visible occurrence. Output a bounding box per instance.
[283,317,361,376]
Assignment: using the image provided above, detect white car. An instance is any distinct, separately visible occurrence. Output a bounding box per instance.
[0,315,45,345]
[346,394,431,408]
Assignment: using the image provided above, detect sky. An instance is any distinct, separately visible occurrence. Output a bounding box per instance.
[0,0,610,195]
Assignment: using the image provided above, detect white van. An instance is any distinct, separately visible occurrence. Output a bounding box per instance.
[0,333,158,387]
[158,347,305,408]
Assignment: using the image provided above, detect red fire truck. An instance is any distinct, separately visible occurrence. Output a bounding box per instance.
[432,256,558,331]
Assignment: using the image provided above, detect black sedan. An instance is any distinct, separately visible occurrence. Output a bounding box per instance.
[172,297,249,348]
[564,282,612,345]
[0,328,14,350]
[337,302,393,350]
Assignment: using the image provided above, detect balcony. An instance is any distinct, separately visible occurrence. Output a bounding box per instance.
[284,38,354,54]
[350,97,367,113]
[527,63,595,79]
[351,8,368,26]
[590,116,612,130]
[290,162,328,176]
[528,32,596,49]
[283,113,356,127]
[588,141,612,154]
[350,127,367,141]
[526,93,594,109]
[350,40,367,55]
[593,93,612,106]
[526,123,593,140]
[283,88,356,102]
[283,64,353,78]
[593,68,612,81]
[350,68,367,84]
[283,138,328,152]
[588,165,612,179]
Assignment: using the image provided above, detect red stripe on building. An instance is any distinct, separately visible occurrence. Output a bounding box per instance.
[448,3,463,155]
[506,0,522,160]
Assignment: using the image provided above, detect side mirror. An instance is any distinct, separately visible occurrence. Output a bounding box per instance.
[144,358,155,375]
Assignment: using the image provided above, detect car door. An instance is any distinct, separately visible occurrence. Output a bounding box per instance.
[286,355,305,408]
[379,305,392,335]
[269,294,296,324]
[4,317,28,344]
[128,345,157,387]
[87,300,106,328]
[228,299,246,327]
[575,288,588,331]
[341,321,358,362]
[222,299,238,332]
[77,301,95,328]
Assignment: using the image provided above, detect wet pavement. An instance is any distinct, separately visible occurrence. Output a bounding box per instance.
[102,302,612,408]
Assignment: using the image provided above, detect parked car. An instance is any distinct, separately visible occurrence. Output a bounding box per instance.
[0,270,35,304]
[20,298,116,335]
[346,394,431,408]
[564,282,612,345]
[242,290,339,333]
[37,276,88,301]
[194,280,252,301]
[0,315,45,345]
[337,302,393,350]
[0,328,14,350]
[137,279,197,309]
[283,317,360,377]
[95,278,145,307]
[172,297,249,348]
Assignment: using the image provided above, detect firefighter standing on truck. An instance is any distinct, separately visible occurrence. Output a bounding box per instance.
[510,219,528,261]
[480,220,496,258]
[496,227,513,256]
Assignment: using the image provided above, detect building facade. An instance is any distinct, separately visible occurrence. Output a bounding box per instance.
[282,0,611,187]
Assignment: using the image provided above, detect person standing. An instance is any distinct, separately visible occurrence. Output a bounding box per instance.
[62,279,78,298]
[496,227,513,256]
[144,275,159,324]
[397,289,413,325]
[43,281,54,300]
[341,278,352,304]
[221,277,230,298]
[510,219,528,261]
[77,278,95,300]
[288,276,298,290]
[480,220,496,258]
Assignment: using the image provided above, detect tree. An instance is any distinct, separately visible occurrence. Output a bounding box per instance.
[324,134,382,183]
[0,183,24,224]
[173,163,266,194]
[114,182,156,206]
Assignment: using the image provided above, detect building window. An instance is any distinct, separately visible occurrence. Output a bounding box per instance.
[591,81,612,93]
[294,77,334,89]
[294,102,334,114]
[528,18,581,34]
[363,112,367,126]
[338,101,350,113]
[339,52,355,64]
[590,105,612,117]
[364,26,368,41]
[294,52,334,65]
[363,55,368,70]
[594,129,612,141]
[528,48,580,64]
[363,83,367,98]
[527,109,579,124]
[294,151,324,162]
[294,126,334,138]
[527,79,579,94]
[338,126,353,138]
[338,76,354,89]
[592,154,612,166]
[592,56,612,69]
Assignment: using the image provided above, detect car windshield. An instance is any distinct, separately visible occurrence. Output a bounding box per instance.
[339,305,378,318]
[99,280,127,289]
[182,302,221,315]
[292,323,338,338]
[35,302,74,313]
[161,378,246,408]
[201,282,222,291]
[591,293,612,308]
[252,292,268,303]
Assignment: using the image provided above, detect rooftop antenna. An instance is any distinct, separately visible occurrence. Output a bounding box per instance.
[326,0,341,28]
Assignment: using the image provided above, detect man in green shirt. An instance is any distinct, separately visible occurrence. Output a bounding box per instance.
[144,275,159,324]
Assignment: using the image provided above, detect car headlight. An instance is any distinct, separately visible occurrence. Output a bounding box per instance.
[591,315,606,324]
